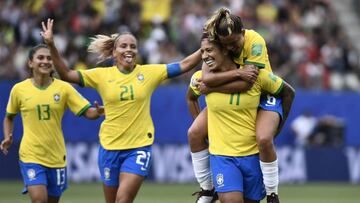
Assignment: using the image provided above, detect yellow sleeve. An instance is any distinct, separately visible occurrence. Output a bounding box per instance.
[6,86,19,115]
[245,34,268,69]
[189,71,202,96]
[77,68,103,88]
[64,83,91,116]
[258,69,284,95]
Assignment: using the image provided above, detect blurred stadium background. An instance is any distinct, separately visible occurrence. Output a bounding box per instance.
[1,0,360,202]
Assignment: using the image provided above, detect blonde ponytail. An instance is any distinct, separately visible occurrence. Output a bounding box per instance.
[88,34,118,61]
[204,7,243,38]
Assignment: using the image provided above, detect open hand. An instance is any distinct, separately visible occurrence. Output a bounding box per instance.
[40,18,54,45]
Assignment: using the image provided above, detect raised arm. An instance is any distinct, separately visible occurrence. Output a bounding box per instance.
[277,81,295,133]
[186,88,201,120]
[202,63,258,87]
[1,115,15,155]
[41,18,81,85]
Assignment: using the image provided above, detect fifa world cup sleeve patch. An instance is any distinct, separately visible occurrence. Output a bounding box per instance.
[251,44,263,56]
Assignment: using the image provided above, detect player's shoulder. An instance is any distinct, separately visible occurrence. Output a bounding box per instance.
[53,78,78,91]
[245,29,265,42]
[137,64,166,69]
[12,78,31,90]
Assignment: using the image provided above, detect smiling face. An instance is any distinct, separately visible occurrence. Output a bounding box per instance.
[28,47,53,77]
[218,31,245,57]
[201,39,226,72]
[113,34,138,70]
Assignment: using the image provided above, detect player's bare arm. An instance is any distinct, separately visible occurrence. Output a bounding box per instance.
[202,62,258,87]
[41,18,80,84]
[277,81,295,133]
[1,115,15,155]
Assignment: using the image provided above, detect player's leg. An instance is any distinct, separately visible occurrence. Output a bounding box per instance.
[242,154,266,203]
[256,94,282,203]
[210,155,245,203]
[115,145,151,203]
[188,108,216,203]
[218,191,243,203]
[98,145,121,203]
[27,185,48,203]
[102,185,118,203]
[19,162,57,203]
[115,172,144,203]
[46,167,67,203]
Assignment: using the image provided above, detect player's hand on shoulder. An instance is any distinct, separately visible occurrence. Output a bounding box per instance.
[238,64,259,84]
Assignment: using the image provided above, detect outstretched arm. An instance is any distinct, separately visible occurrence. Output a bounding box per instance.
[41,18,81,85]
[1,115,15,155]
[179,49,202,74]
[186,88,201,120]
[277,81,295,133]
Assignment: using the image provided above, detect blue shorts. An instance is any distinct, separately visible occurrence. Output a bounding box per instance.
[210,154,266,201]
[259,94,283,120]
[19,161,67,197]
[98,145,152,187]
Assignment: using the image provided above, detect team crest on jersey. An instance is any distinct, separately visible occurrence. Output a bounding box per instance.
[104,168,111,180]
[54,93,61,102]
[251,44,263,56]
[27,169,36,180]
[216,173,224,187]
[137,73,144,82]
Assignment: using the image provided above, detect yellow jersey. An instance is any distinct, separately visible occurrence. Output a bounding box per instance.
[6,79,91,167]
[190,69,283,156]
[78,64,168,150]
[234,29,272,72]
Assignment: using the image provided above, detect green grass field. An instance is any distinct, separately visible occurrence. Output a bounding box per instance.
[0,181,359,203]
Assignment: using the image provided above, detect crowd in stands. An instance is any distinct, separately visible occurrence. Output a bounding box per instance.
[0,0,359,90]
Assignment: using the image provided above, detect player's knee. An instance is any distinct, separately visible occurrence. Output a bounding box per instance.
[219,195,244,203]
[187,126,202,143]
[115,194,133,203]
[31,198,47,203]
[257,133,274,148]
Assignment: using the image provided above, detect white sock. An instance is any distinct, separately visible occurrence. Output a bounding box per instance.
[260,159,279,195]
[191,149,213,190]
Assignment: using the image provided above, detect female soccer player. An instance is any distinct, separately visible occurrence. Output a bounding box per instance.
[188,32,294,203]
[0,44,103,203]
[40,19,201,203]
[189,8,295,203]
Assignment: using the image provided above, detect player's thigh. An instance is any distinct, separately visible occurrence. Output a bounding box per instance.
[256,110,280,141]
[27,185,48,203]
[257,94,282,141]
[116,172,145,202]
[188,107,208,139]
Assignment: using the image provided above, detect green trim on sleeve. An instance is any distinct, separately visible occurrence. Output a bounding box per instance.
[273,81,284,96]
[76,103,91,116]
[6,112,17,117]
[77,71,85,87]
[244,61,265,68]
